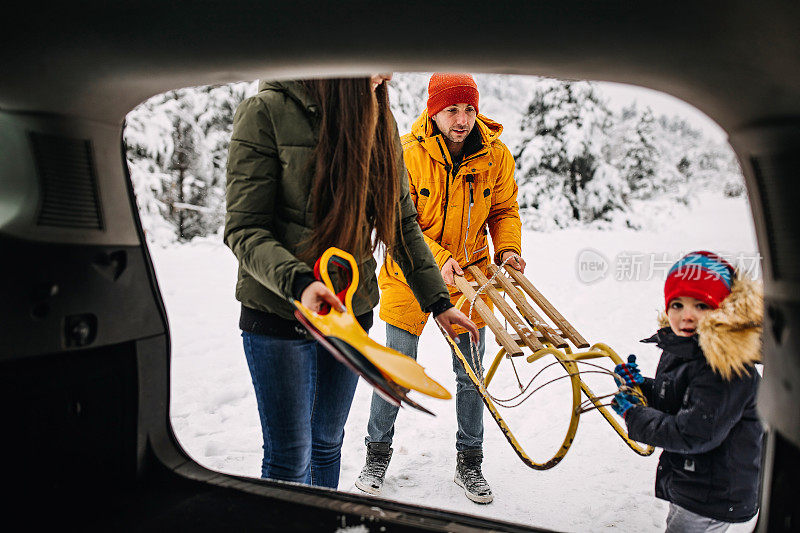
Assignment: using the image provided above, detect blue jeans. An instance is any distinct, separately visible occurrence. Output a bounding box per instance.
[366,324,486,451]
[242,331,360,488]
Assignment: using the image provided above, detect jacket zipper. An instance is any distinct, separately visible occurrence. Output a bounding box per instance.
[463,177,474,260]
[434,138,487,255]
[435,137,452,238]
[442,166,450,235]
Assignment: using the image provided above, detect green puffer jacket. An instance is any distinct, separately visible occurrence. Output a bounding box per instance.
[224,80,449,321]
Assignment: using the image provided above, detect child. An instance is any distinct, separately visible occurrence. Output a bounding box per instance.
[612,251,764,532]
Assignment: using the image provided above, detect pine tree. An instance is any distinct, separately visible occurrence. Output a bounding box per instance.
[619,108,659,199]
[163,109,207,241]
[124,82,255,242]
[387,72,430,133]
[515,81,623,229]
[125,75,746,242]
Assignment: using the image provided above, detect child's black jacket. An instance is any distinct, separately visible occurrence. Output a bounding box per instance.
[625,276,764,523]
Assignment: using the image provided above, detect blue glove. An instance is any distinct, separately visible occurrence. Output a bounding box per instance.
[611,392,641,418]
[614,354,645,388]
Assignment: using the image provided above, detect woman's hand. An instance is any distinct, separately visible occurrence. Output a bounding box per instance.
[300,281,346,313]
[435,307,479,343]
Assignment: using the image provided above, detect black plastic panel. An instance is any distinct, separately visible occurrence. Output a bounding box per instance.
[0,238,165,360]
[758,299,800,448]
[0,342,139,494]
[751,153,800,281]
[759,430,800,532]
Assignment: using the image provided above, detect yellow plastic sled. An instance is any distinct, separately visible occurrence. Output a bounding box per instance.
[293,247,451,415]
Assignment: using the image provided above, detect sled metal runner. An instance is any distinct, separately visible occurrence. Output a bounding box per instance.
[446,263,655,470]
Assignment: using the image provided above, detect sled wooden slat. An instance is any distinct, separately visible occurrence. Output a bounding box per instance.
[487,265,569,348]
[502,266,590,349]
[447,259,655,469]
[510,332,548,351]
[453,275,523,357]
[466,266,545,352]
[469,280,504,290]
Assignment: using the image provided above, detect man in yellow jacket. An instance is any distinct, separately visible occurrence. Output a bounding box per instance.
[356,74,524,504]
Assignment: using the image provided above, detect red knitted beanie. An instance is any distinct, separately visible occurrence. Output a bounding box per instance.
[427,73,479,117]
[663,251,735,310]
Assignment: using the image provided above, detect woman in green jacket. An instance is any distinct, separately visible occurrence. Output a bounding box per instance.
[225,75,477,488]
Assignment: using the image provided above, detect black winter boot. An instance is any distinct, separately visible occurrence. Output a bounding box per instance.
[454,449,493,503]
[355,442,393,495]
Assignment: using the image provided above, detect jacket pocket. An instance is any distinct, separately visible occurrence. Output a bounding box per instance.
[470,230,489,260]
[667,453,712,503]
[415,189,430,223]
[682,388,718,442]
[654,376,680,413]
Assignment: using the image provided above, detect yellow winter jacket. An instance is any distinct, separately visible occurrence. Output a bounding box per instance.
[379,111,522,335]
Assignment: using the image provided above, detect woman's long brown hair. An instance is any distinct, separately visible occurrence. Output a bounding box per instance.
[299,77,400,263]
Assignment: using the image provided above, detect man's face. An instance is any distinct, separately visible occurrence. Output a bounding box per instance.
[431,103,477,145]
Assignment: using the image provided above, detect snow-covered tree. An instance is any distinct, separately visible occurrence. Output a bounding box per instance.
[515,81,625,228]
[125,75,746,242]
[619,109,659,199]
[124,81,255,242]
[606,105,691,208]
[387,73,430,133]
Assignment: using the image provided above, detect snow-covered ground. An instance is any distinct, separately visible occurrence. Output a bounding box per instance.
[156,193,760,532]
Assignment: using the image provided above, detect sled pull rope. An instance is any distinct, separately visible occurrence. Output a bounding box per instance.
[466,255,516,380]
[462,260,630,410]
[443,261,655,468]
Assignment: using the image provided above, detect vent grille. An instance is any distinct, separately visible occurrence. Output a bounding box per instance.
[31,133,104,230]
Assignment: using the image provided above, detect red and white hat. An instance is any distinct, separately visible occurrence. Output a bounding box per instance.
[664,251,735,309]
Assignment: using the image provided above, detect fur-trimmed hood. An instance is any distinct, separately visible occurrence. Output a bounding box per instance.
[658,272,763,380]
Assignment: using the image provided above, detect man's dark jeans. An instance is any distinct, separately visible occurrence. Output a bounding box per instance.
[366,324,486,451]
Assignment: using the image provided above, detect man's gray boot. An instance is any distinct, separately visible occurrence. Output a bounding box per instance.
[355,442,393,495]
[454,449,493,503]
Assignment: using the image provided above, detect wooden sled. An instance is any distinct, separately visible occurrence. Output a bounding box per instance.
[443,263,655,470]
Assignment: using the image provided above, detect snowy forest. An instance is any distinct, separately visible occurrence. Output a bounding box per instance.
[123,73,744,242]
[134,75,758,531]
